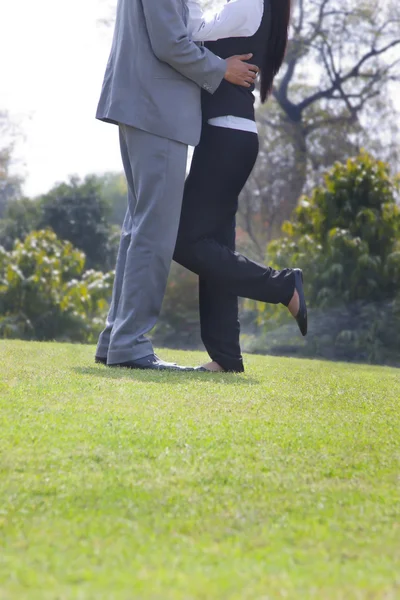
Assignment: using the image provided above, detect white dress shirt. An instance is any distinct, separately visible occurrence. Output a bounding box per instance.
[187,0,262,134]
[188,0,264,43]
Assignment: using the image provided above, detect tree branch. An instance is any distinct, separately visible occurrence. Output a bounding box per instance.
[296,39,400,113]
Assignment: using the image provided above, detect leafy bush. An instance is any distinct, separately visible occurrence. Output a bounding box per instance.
[254,151,400,364]
[0,230,113,342]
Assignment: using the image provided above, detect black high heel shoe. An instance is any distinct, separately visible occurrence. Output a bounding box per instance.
[293,268,308,336]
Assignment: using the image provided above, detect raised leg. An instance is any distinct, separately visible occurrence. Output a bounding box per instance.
[174,125,295,308]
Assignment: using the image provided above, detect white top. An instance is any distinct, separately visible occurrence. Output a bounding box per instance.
[188,0,263,133]
[208,116,258,133]
[187,0,264,43]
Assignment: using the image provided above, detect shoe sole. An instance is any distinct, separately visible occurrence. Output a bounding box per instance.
[109,362,195,372]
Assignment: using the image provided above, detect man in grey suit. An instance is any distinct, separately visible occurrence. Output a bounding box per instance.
[95,0,258,371]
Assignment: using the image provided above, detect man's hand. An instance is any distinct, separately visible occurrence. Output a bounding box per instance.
[224,54,259,87]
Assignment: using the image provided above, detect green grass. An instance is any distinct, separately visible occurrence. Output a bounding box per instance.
[0,340,399,600]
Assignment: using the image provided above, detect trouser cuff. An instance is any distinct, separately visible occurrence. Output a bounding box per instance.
[211,353,245,373]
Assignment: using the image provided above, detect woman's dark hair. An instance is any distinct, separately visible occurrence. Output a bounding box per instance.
[260,0,292,103]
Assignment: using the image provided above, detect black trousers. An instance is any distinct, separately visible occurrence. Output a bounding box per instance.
[174,125,295,372]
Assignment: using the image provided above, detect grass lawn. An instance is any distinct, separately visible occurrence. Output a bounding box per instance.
[0,340,399,600]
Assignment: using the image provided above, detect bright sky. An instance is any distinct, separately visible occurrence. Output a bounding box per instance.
[0,0,120,197]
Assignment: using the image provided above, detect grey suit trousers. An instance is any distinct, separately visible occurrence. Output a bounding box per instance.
[97,124,188,364]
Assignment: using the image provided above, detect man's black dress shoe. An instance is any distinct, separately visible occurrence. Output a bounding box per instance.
[110,354,195,372]
[293,268,308,336]
[95,356,107,365]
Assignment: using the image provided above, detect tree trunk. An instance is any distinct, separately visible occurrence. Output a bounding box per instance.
[282,119,308,222]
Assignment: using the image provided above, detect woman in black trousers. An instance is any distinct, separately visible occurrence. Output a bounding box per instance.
[174,0,307,373]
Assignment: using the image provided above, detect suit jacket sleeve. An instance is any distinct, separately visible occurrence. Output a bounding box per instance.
[141,0,227,94]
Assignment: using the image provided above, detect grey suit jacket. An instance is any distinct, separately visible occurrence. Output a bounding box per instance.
[96,0,227,146]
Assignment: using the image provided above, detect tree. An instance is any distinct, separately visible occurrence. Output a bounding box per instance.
[0,230,113,342]
[275,0,400,203]
[238,0,400,257]
[0,197,42,250]
[0,173,126,261]
[38,176,115,271]
[90,172,128,226]
[0,111,23,217]
[254,152,400,364]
